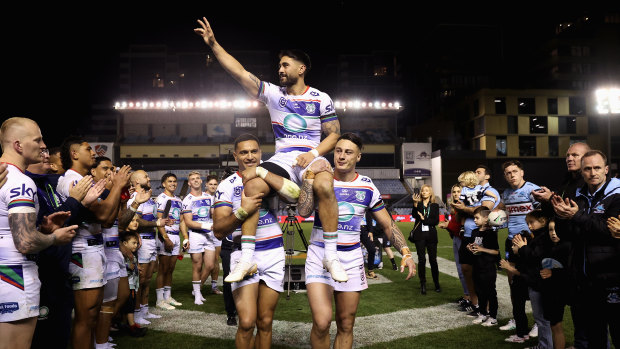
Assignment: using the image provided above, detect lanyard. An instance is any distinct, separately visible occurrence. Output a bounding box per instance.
[44,183,61,209]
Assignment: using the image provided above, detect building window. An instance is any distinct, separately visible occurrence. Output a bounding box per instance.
[588,118,599,134]
[519,136,537,156]
[473,99,480,116]
[507,115,518,134]
[569,96,586,115]
[518,98,536,114]
[559,117,577,134]
[474,117,485,136]
[235,117,256,128]
[549,136,559,156]
[548,98,558,114]
[373,66,387,76]
[496,136,507,156]
[530,116,548,134]
[495,97,506,114]
[570,136,587,145]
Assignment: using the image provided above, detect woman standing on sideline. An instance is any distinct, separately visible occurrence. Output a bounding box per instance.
[411,184,440,294]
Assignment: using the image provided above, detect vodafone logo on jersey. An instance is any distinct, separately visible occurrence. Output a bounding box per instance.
[505,203,534,215]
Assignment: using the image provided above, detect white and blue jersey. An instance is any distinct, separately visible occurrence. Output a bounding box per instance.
[257,82,337,154]
[156,193,182,235]
[502,181,540,239]
[128,196,157,239]
[462,184,500,237]
[0,164,38,265]
[311,173,384,249]
[214,172,283,250]
[182,193,212,235]
[102,220,119,251]
[57,169,103,252]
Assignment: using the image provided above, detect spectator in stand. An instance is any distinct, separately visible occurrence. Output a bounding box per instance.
[411,184,440,294]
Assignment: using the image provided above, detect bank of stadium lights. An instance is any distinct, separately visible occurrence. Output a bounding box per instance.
[595,88,620,114]
[114,99,401,111]
[114,100,261,110]
[333,101,401,110]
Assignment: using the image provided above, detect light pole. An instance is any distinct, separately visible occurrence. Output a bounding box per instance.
[595,88,619,169]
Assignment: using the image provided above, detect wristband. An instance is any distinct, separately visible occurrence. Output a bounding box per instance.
[183,239,189,246]
[129,205,137,212]
[234,207,249,221]
[201,222,213,231]
[310,149,319,157]
[256,166,268,179]
[400,246,411,256]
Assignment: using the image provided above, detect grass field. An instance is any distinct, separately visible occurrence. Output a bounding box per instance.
[112,222,581,348]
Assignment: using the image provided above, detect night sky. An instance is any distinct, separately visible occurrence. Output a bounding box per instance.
[3,3,604,147]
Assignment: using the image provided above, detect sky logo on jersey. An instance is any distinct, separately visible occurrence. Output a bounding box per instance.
[283,114,307,133]
[0,265,25,291]
[9,184,35,199]
[338,202,356,222]
[0,302,19,314]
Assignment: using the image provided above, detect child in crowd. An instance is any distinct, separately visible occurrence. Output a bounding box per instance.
[540,219,571,349]
[119,222,147,337]
[508,210,553,348]
[467,206,500,326]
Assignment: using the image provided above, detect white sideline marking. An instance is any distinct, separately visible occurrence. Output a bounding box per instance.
[147,256,530,348]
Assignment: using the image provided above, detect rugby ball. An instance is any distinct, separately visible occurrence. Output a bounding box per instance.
[488,209,507,227]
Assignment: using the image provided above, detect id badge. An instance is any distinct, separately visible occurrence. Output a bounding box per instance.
[422,225,429,232]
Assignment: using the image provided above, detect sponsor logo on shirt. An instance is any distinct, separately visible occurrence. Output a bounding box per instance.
[505,203,534,215]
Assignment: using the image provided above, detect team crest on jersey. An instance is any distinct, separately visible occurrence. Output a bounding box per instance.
[305,103,316,114]
[592,203,605,214]
[234,186,243,197]
[279,97,287,108]
[310,91,319,97]
[355,191,366,202]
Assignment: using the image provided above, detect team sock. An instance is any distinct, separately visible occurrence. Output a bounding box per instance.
[323,231,338,261]
[164,286,172,300]
[155,288,164,303]
[211,280,217,289]
[240,236,256,263]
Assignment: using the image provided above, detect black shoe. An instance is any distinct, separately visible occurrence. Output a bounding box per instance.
[466,306,480,318]
[129,324,147,337]
[227,316,237,326]
[454,296,465,304]
[391,262,398,270]
[420,283,427,295]
[458,300,473,312]
[435,283,442,293]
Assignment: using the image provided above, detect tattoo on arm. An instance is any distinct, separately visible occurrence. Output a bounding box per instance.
[321,119,340,137]
[388,220,408,253]
[117,207,135,231]
[248,73,261,89]
[297,180,315,218]
[9,212,55,254]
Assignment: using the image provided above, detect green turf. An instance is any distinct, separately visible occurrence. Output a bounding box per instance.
[110,221,581,348]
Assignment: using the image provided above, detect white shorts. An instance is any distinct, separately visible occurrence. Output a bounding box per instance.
[230,247,285,293]
[305,244,368,292]
[137,237,157,264]
[69,248,107,290]
[188,232,214,254]
[104,249,127,281]
[265,151,329,185]
[0,263,40,322]
[102,276,119,303]
[157,234,180,256]
[208,232,222,248]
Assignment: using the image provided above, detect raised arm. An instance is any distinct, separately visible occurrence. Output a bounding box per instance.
[194,17,260,98]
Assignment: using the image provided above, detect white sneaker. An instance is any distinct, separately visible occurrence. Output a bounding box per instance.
[529,323,538,337]
[134,316,151,325]
[192,290,206,302]
[156,300,175,310]
[499,318,516,331]
[225,260,258,283]
[143,311,162,319]
[472,314,488,324]
[323,258,348,282]
[481,317,498,327]
[167,297,182,307]
[194,298,204,305]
